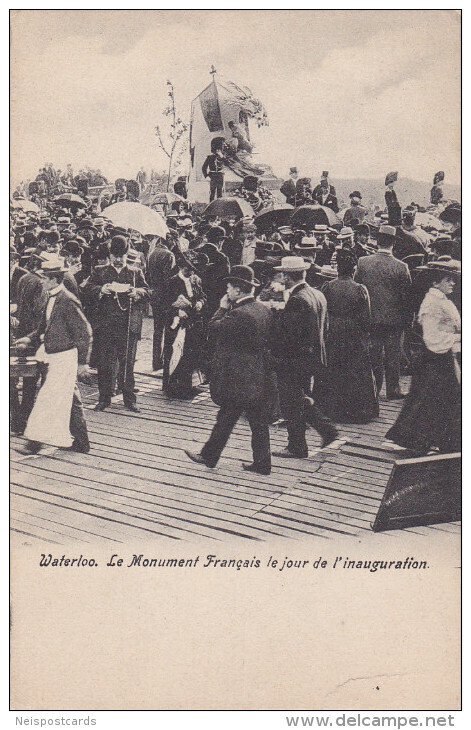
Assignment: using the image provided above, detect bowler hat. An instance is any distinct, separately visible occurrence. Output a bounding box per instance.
[109,235,129,256]
[224,265,259,287]
[46,230,61,245]
[349,191,362,199]
[289,167,298,175]
[274,256,310,272]
[206,226,226,244]
[62,240,84,257]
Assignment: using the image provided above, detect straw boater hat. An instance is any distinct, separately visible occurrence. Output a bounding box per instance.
[337,226,355,240]
[38,254,68,275]
[274,256,310,272]
[294,236,322,254]
[426,259,461,276]
[312,224,332,236]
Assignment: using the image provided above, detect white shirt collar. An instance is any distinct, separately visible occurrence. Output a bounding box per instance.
[234,295,253,306]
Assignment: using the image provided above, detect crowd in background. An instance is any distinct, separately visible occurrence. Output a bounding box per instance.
[10,165,461,470]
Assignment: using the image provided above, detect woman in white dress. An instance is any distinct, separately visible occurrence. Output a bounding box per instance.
[15,255,92,455]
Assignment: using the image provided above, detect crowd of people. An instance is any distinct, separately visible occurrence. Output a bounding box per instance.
[10,165,461,475]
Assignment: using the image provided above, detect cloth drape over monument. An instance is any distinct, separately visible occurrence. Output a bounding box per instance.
[188,71,276,202]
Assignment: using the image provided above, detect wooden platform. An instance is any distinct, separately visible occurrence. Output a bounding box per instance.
[10,373,461,544]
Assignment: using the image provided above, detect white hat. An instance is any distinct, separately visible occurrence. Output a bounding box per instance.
[274,256,311,272]
[337,226,354,239]
[39,254,67,274]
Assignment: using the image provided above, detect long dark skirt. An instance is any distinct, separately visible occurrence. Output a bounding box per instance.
[162,321,204,399]
[386,351,461,453]
[317,318,379,424]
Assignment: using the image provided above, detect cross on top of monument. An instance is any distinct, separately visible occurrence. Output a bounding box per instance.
[210,65,217,79]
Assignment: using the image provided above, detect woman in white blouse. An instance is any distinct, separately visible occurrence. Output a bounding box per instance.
[384,260,461,454]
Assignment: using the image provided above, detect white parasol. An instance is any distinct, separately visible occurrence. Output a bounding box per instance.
[103,202,169,238]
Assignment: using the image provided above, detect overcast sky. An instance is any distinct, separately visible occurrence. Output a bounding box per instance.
[11,10,461,185]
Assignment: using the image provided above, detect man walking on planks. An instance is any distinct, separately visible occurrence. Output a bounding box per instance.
[184,265,275,475]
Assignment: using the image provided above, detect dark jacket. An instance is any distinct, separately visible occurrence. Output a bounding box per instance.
[10,266,28,305]
[280,178,297,205]
[208,297,273,407]
[16,271,47,337]
[385,189,402,226]
[84,264,149,337]
[202,154,224,178]
[272,281,327,368]
[147,243,176,305]
[164,273,206,324]
[312,184,339,213]
[354,251,412,328]
[27,288,92,365]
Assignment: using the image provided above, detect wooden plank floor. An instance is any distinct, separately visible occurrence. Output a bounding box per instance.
[10,371,461,544]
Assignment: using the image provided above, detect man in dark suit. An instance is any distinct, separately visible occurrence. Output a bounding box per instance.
[280,167,299,206]
[147,235,176,370]
[312,173,339,212]
[354,225,412,399]
[271,256,338,458]
[184,265,275,475]
[85,236,149,412]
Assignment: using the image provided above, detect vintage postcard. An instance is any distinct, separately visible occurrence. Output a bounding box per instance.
[9,9,461,713]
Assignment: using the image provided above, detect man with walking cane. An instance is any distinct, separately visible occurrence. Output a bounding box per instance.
[85,235,149,413]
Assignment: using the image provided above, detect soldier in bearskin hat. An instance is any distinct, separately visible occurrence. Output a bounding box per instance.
[202,137,226,201]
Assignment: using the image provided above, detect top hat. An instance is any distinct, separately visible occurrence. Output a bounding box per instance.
[224,265,259,287]
[274,256,310,272]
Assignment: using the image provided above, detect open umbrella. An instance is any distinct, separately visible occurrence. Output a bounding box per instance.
[291,204,340,229]
[11,198,39,213]
[254,204,294,232]
[54,193,87,209]
[103,201,169,238]
[414,212,446,229]
[203,197,254,220]
[439,203,461,226]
